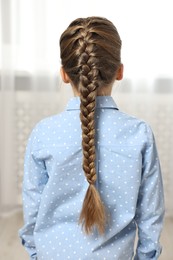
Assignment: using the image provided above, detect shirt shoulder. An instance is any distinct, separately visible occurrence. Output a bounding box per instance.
[31,111,67,133]
[118,110,155,143]
[26,112,64,146]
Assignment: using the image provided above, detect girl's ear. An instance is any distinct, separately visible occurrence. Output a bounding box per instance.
[60,67,70,83]
[116,64,124,81]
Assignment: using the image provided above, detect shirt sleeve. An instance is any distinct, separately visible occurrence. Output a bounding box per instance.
[134,125,165,260]
[18,125,49,259]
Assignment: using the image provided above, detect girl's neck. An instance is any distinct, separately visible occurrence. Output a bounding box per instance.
[72,85,113,97]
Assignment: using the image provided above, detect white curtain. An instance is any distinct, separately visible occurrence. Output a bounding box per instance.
[0,0,173,216]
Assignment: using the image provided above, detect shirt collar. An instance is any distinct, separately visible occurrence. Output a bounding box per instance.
[66,96,119,111]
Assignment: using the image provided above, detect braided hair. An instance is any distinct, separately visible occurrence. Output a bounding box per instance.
[60,17,122,234]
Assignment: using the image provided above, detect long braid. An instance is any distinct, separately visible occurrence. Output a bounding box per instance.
[60,16,122,235]
[76,29,106,233]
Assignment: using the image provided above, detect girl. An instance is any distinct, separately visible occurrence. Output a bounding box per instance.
[19,17,165,260]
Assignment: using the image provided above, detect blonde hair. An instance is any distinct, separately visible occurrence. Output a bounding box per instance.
[60,16,122,234]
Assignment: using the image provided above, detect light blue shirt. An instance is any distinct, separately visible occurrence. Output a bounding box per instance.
[19,96,165,260]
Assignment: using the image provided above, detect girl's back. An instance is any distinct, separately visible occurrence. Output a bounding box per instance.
[20,95,163,259]
[19,17,164,260]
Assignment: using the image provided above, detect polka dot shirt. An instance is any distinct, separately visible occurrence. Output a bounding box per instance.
[19,96,165,260]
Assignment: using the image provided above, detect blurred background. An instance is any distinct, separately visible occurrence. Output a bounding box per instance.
[0,0,173,259]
